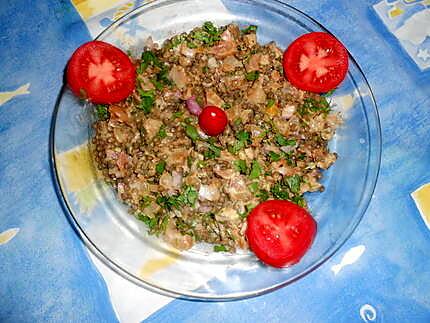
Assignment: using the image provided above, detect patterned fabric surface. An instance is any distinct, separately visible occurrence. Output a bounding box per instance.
[0,0,429,322]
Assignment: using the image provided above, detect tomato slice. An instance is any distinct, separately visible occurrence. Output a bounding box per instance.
[246,200,317,268]
[283,32,348,93]
[66,41,135,104]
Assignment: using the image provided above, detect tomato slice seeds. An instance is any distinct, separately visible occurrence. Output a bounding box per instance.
[66,40,135,104]
[246,200,317,268]
[283,32,348,93]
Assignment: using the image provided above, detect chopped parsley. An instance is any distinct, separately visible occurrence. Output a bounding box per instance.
[137,89,155,114]
[285,174,302,194]
[156,186,198,210]
[139,196,153,209]
[298,97,331,116]
[245,71,260,81]
[266,98,276,108]
[268,151,281,162]
[156,65,172,86]
[96,104,109,120]
[234,159,248,174]
[323,88,336,97]
[155,160,166,175]
[291,195,306,207]
[138,50,162,73]
[271,182,290,200]
[233,118,242,127]
[185,124,199,142]
[256,189,270,201]
[270,175,304,205]
[203,142,222,159]
[228,130,251,154]
[188,21,222,47]
[222,102,231,109]
[172,111,184,119]
[242,25,258,34]
[275,134,296,147]
[213,245,228,252]
[183,186,198,207]
[158,125,167,138]
[248,182,259,193]
[167,34,187,49]
[137,213,158,230]
[249,160,262,179]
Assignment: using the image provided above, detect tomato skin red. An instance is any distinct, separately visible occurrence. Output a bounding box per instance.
[66,40,135,104]
[198,106,228,136]
[283,32,348,93]
[246,200,317,268]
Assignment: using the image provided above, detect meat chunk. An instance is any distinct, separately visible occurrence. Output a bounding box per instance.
[247,79,266,104]
[169,65,188,89]
[143,118,162,139]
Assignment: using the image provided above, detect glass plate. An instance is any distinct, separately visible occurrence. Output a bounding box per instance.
[50,0,381,300]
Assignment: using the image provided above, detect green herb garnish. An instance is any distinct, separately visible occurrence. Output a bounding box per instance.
[168,34,187,49]
[266,98,276,108]
[271,182,290,200]
[245,71,260,81]
[172,111,184,119]
[137,213,158,230]
[138,50,162,73]
[185,124,199,142]
[222,102,231,109]
[139,196,153,209]
[158,125,167,138]
[214,245,228,252]
[203,142,222,159]
[155,160,166,175]
[292,195,306,207]
[268,151,281,162]
[157,66,172,86]
[137,89,155,114]
[183,186,198,206]
[298,97,331,116]
[96,104,109,120]
[234,159,248,174]
[228,130,251,154]
[249,160,262,179]
[323,88,336,97]
[275,134,296,147]
[188,21,222,47]
[285,175,302,194]
[242,25,258,34]
[248,182,259,193]
[256,189,269,201]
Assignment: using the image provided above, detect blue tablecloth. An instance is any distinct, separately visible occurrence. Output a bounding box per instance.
[1,1,429,322]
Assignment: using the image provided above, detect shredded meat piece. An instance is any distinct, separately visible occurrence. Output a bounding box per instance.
[169,65,188,89]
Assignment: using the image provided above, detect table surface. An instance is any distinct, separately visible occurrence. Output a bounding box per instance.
[1,0,429,322]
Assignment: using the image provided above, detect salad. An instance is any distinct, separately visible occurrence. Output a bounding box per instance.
[66,23,348,268]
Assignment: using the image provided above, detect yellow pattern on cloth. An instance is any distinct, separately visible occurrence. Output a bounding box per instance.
[139,251,181,278]
[56,143,98,191]
[0,83,30,106]
[388,6,405,19]
[411,183,430,230]
[0,228,20,245]
[71,0,128,20]
[56,143,105,213]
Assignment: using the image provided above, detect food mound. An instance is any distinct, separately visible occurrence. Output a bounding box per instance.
[91,23,341,253]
